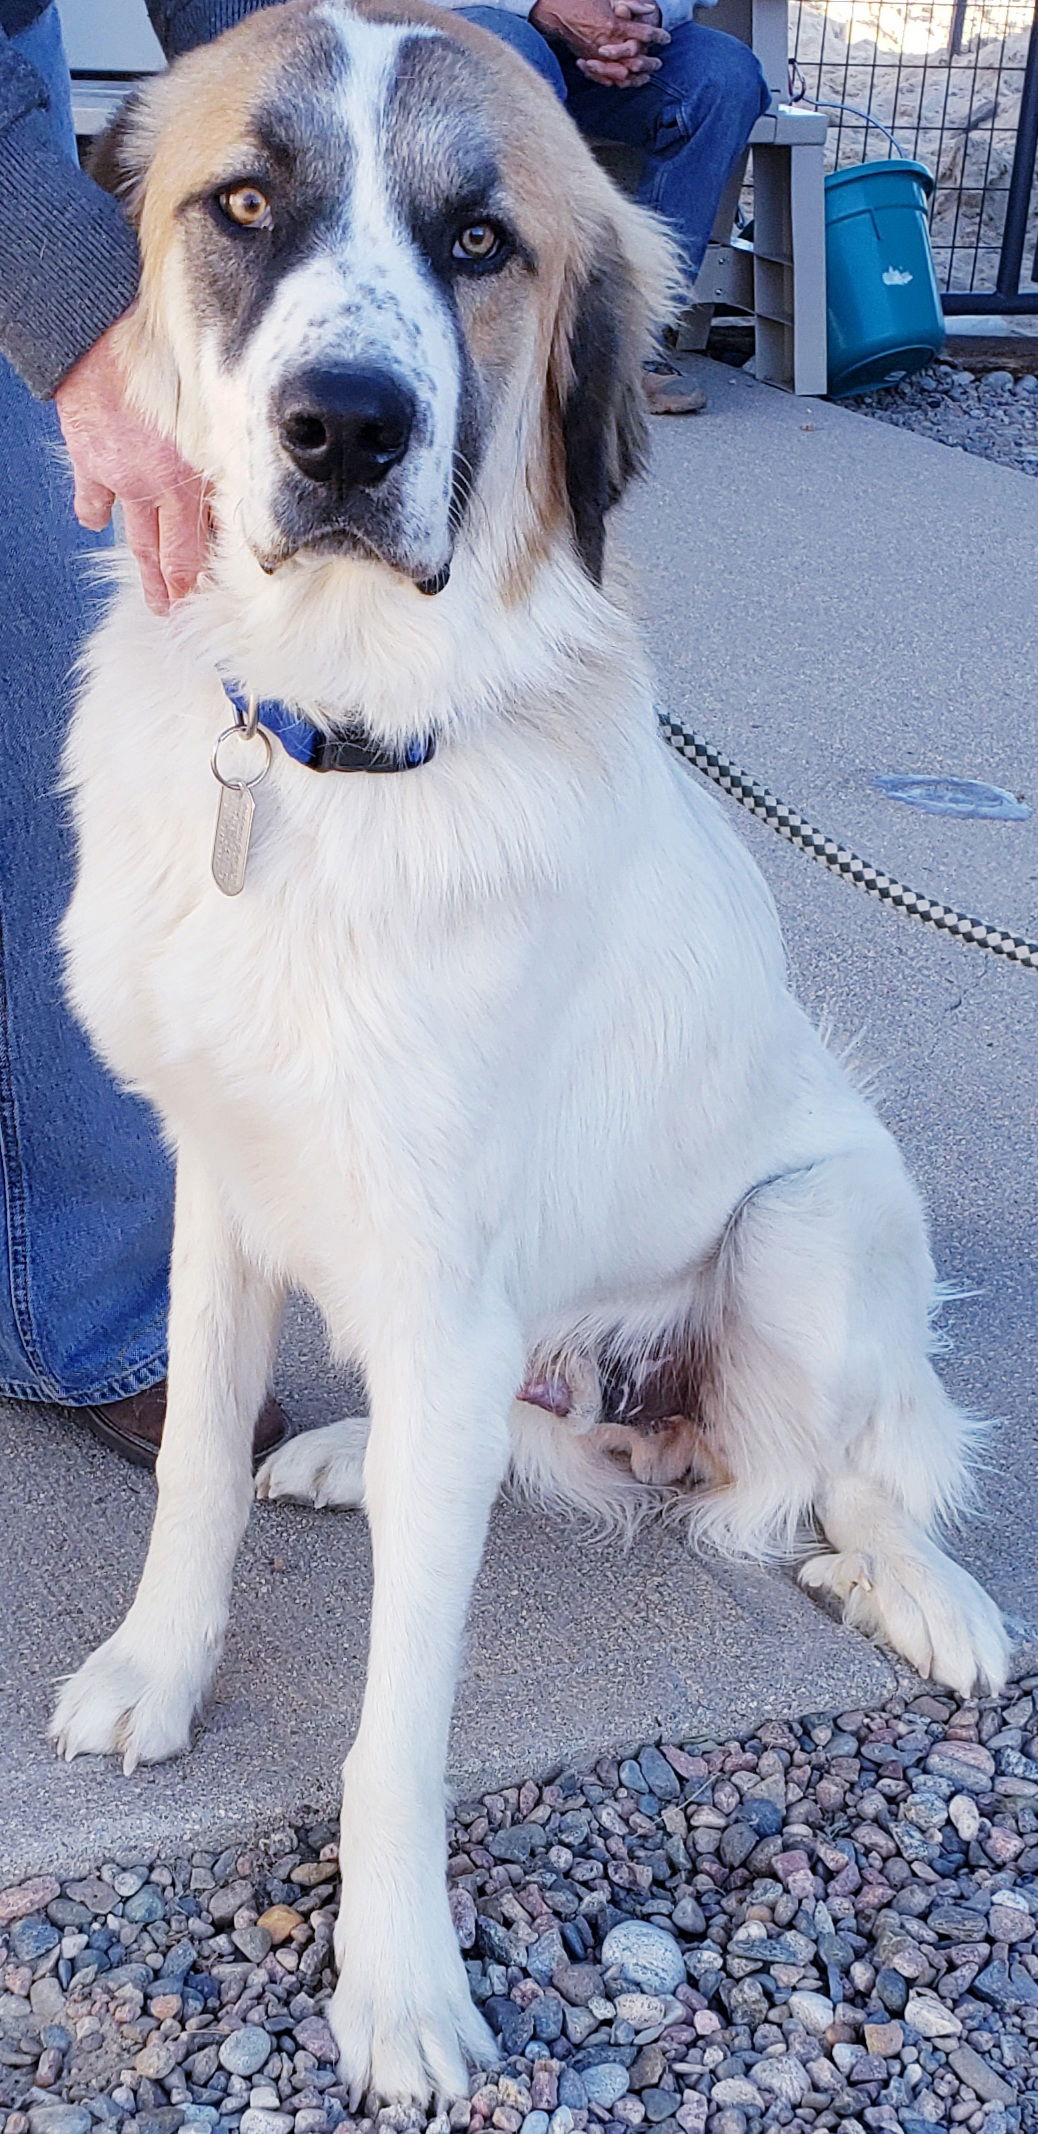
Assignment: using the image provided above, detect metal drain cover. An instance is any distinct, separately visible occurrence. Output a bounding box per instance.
[874,773,1031,821]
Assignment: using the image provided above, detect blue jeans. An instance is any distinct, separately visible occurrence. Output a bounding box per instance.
[459,10,768,277]
[0,8,172,1403]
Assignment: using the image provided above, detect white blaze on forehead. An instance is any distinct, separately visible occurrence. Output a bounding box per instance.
[205,9,464,568]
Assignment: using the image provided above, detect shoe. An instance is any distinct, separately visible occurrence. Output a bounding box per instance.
[75,1383,290,1472]
[643,359,707,416]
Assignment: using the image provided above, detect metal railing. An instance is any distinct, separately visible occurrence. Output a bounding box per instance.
[790,0,1038,313]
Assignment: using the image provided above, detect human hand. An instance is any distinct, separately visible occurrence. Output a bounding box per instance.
[575,0,668,85]
[531,0,667,83]
[54,322,210,617]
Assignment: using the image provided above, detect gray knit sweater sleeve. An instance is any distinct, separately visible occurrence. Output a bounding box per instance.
[0,1,274,398]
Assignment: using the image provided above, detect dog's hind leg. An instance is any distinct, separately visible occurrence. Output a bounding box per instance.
[681,1143,1008,1697]
[257,1413,369,1508]
[50,1148,282,1770]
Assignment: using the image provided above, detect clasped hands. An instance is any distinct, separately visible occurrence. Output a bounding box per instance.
[530,0,669,87]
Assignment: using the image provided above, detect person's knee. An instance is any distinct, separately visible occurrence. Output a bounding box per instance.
[454,8,567,99]
[659,24,769,135]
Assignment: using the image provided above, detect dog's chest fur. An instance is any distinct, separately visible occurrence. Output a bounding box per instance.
[61,575,834,1336]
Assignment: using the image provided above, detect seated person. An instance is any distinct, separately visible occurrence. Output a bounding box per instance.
[456,0,769,411]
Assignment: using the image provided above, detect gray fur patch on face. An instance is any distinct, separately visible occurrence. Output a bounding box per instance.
[180,19,356,364]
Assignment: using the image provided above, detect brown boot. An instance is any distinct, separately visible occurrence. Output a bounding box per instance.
[75,1383,290,1471]
[643,359,707,416]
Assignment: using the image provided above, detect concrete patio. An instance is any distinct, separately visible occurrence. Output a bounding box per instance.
[1,355,1035,1885]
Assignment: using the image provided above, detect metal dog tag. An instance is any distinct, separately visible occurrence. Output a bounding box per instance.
[212,780,255,896]
[210,697,272,896]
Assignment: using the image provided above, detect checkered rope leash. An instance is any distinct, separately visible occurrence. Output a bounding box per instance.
[657,710,1038,973]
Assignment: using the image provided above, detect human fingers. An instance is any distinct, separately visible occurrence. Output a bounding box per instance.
[122,497,171,616]
[70,470,116,534]
[156,481,211,606]
[576,54,643,81]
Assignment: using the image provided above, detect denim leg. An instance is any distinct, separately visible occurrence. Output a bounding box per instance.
[0,9,171,1403]
[562,22,768,276]
[455,7,568,99]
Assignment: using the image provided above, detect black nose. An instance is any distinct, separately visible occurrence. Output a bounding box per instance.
[277,366,415,489]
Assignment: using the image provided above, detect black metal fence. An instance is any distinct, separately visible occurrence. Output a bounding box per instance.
[789,0,1038,313]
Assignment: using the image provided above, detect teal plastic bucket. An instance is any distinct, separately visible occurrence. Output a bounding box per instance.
[825,159,945,397]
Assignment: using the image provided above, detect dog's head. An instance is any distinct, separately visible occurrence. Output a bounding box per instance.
[96,0,678,592]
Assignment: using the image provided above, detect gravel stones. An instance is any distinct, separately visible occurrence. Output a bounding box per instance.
[581,2062,630,2108]
[0,1880,60,1928]
[217,2025,272,2076]
[856,359,1038,476]
[6,1682,1038,2134]
[600,1922,685,1995]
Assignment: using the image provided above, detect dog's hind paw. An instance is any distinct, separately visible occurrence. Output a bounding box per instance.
[256,1416,369,1509]
[800,1540,1009,1700]
[49,1628,207,1775]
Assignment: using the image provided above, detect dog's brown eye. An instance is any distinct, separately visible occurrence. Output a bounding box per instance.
[219,183,273,230]
[453,221,502,264]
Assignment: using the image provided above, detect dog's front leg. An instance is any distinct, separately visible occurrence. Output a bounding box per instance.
[50,1145,281,1771]
[330,1287,521,2107]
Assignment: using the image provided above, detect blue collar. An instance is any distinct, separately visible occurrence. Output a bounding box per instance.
[222,682,435,774]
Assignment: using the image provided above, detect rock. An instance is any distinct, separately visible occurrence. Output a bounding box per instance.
[640,2088,679,2123]
[753,2056,809,2104]
[718,1824,755,1869]
[487,1824,548,1864]
[239,2113,293,2134]
[11,1917,60,1963]
[449,1887,477,1949]
[614,1993,666,2029]
[734,1797,783,1837]
[294,2017,339,2063]
[638,1748,680,1801]
[123,1885,166,1925]
[601,1923,685,1996]
[862,2021,903,2057]
[989,1890,1032,1942]
[552,1961,604,2007]
[582,2065,630,2109]
[532,1993,564,2043]
[924,1743,994,1792]
[973,1959,1038,2008]
[207,1880,254,1926]
[948,1793,980,1841]
[522,2115,551,2134]
[63,1877,115,1915]
[136,2040,180,2081]
[788,1990,834,2035]
[670,1898,706,1937]
[904,1992,962,2038]
[709,2079,763,2109]
[218,2026,273,2076]
[28,2113,91,2134]
[232,1926,273,1963]
[946,2045,1013,2106]
[526,1927,565,1984]
[0,1879,60,1927]
[255,1904,304,1944]
[485,1997,534,2055]
[772,1851,817,1900]
[558,2068,587,2111]
[875,1966,908,2015]
[548,2109,574,2134]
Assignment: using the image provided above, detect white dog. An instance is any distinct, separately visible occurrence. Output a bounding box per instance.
[52,0,1007,2105]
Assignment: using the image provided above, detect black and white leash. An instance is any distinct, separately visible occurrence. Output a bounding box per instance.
[657,710,1038,974]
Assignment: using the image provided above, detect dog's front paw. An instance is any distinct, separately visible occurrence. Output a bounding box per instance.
[256,1416,369,1509]
[49,1625,210,1775]
[330,1882,497,2105]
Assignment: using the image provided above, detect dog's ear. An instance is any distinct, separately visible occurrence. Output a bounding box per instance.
[554,203,681,584]
[88,85,154,223]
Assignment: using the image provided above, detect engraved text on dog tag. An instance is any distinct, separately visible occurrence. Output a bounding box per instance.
[212,780,255,896]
